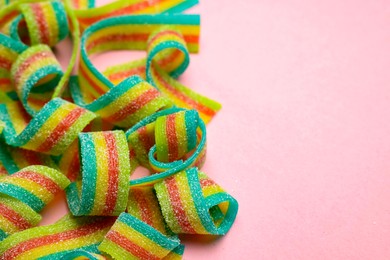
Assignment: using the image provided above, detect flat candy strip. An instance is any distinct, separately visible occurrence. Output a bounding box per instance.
[0,98,96,155]
[0,195,41,241]
[98,212,181,260]
[73,0,199,31]
[154,167,238,235]
[66,130,131,216]
[0,214,116,259]
[0,165,70,212]
[70,75,172,129]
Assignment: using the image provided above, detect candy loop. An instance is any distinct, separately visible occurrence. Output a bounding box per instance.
[18,0,69,47]
[11,44,63,116]
[145,27,190,81]
[126,107,182,172]
[0,165,70,212]
[0,98,96,155]
[154,168,238,235]
[155,109,198,163]
[125,108,206,187]
[98,212,182,260]
[66,130,131,216]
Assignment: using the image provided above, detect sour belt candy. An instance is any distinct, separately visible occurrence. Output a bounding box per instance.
[98,212,182,260]
[0,214,116,259]
[0,165,70,239]
[154,167,238,235]
[0,0,239,258]
[66,130,131,216]
[126,109,207,187]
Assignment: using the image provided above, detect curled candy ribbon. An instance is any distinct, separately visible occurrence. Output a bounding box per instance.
[0,165,70,240]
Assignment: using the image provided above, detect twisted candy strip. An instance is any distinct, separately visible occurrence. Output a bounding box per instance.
[154,167,238,235]
[77,14,199,101]
[126,108,207,187]
[66,130,131,216]
[76,14,220,123]
[145,26,221,123]
[98,212,182,260]
[70,75,172,129]
[0,98,96,155]
[0,165,70,240]
[0,165,70,213]
[0,214,116,259]
[98,19,221,123]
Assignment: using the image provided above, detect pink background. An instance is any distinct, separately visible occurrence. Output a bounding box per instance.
[43,0,390,259]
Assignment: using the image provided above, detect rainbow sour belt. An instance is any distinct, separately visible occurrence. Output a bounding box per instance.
[0,165,70,240]
[66,130,131,216]
[154,167,239,235]
[0,214,116,259]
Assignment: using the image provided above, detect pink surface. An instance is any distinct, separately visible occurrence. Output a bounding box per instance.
[42,0,390,259]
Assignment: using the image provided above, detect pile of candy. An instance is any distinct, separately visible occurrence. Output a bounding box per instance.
[0,0,238,258]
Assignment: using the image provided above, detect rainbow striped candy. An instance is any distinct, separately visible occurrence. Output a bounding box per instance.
[0,214,116,259]
[18,0,69,47]
[98,212,181,260]
[0,98,96,155]
[155,109,198,163]
[127,108,182,172]
[66,130,131,216]
[154,167,238,235]
[70,75,172,128]
[0,165,70,213]
[77,15,201,104]
[127,186,168,235]
[0,140,58,175]
[59,118,115,182]
[73,0,199,31]
[11,44,63,116]
[125,108,207,187]
[60,250,107,260]
[103,25,221,124]
[0,195,41,241]
[0,2,80,99]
